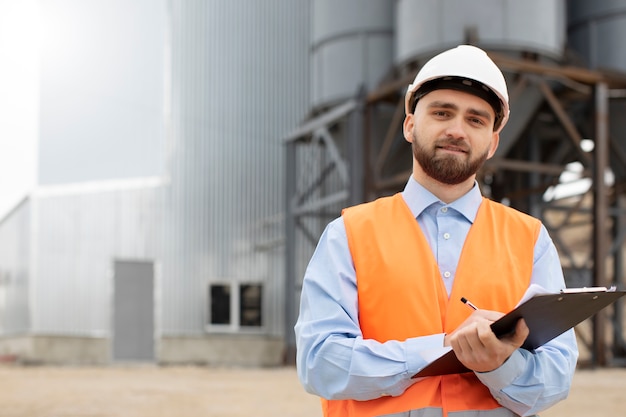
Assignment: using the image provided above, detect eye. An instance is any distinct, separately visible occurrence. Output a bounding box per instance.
[468,116,487,127]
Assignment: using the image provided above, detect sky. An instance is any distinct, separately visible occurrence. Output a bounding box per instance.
[0,0,39,218]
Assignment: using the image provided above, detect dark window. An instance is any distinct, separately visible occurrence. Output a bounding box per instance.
[240,284,262,327]
[210,284,231,325]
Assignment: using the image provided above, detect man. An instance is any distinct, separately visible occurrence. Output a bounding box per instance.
[294,45,579,417]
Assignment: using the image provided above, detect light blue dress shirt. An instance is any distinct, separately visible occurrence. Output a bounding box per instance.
[295,177,579,417]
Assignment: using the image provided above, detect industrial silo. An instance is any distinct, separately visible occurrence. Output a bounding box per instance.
[568,0,626,71]
[396,0,566,66]
[311,0,395,110]
[162,0,311,366]
[567,0,626,185]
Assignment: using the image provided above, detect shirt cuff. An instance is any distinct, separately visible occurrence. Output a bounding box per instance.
[404,333,447,376]
[475,349,525,390]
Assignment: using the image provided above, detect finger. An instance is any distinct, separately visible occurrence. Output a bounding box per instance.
[457,322,491,355]
[475,320,497,347]
[509,318,529,347]
[450,325,477,354]
[474,310,505,322]
[456,310,503,332]
[457,325,497,367]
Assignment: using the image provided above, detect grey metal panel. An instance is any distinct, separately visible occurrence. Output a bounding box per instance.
[396,0,566,65]
[0,199,31,335]
[568,0,626,71]
[112,260,155,362]
[32,183,162,335]
[311,0,394,108]
[163,0,311,335]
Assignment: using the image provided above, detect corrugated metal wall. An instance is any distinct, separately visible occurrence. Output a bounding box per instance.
[162,0,311,335]
[0,0,311,346]
[31,181,163,335]
[0,199,31,335]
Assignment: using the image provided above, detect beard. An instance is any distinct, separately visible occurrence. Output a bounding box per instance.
[412,132,489,185]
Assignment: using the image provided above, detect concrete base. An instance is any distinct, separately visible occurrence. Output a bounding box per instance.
[0,334,285,366]
[158,334,285,367]
[0,335,109,365]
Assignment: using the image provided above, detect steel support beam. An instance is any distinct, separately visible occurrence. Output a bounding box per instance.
[284,138,298,364]
[593,82,610,366]
[283,99,362,364]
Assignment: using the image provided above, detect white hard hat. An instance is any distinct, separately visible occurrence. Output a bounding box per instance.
[404,45,510,133]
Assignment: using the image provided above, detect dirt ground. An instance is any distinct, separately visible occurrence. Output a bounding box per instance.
[0,365,623,417]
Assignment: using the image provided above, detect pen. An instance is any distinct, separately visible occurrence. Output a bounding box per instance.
[460,297,479,311]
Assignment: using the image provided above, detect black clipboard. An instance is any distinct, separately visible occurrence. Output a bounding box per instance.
[412,288,626,378]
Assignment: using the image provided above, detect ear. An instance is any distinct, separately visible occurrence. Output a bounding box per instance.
[403,114,415,144]
[487,132,500,159]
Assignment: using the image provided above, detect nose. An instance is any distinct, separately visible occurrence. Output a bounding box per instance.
[443,116,467,140]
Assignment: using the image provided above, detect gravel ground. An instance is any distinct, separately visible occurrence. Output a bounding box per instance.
[0,365,623,416]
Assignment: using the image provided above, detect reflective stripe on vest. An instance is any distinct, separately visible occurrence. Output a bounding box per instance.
[323,194,540,417]
[380,408,530,416]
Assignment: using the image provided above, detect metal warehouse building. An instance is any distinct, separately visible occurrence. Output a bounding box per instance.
[0,0,310,365]
[0,0,625,367]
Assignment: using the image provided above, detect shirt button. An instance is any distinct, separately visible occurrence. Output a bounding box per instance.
[441,207,448,213]
[443,271,451,278]
[443,233,451,240]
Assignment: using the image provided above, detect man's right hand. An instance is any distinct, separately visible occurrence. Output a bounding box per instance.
[445,310,529,373]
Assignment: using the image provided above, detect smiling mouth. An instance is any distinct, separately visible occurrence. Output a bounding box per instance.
[437,145,468,154]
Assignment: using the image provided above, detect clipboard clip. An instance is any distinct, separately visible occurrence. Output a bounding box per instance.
[560,286,617,293]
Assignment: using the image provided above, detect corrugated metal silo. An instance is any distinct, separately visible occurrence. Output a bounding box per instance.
[567,0,626,71]
[396,0,566,66]
[162,0,310,364]
[311,0,394,109]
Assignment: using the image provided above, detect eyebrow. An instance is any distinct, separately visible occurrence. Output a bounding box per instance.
[426,100,493,122]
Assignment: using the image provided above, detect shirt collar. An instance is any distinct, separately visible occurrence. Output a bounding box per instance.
[401,177,483,223]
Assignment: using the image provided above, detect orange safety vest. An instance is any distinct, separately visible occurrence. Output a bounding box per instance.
[324,193,540,417]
